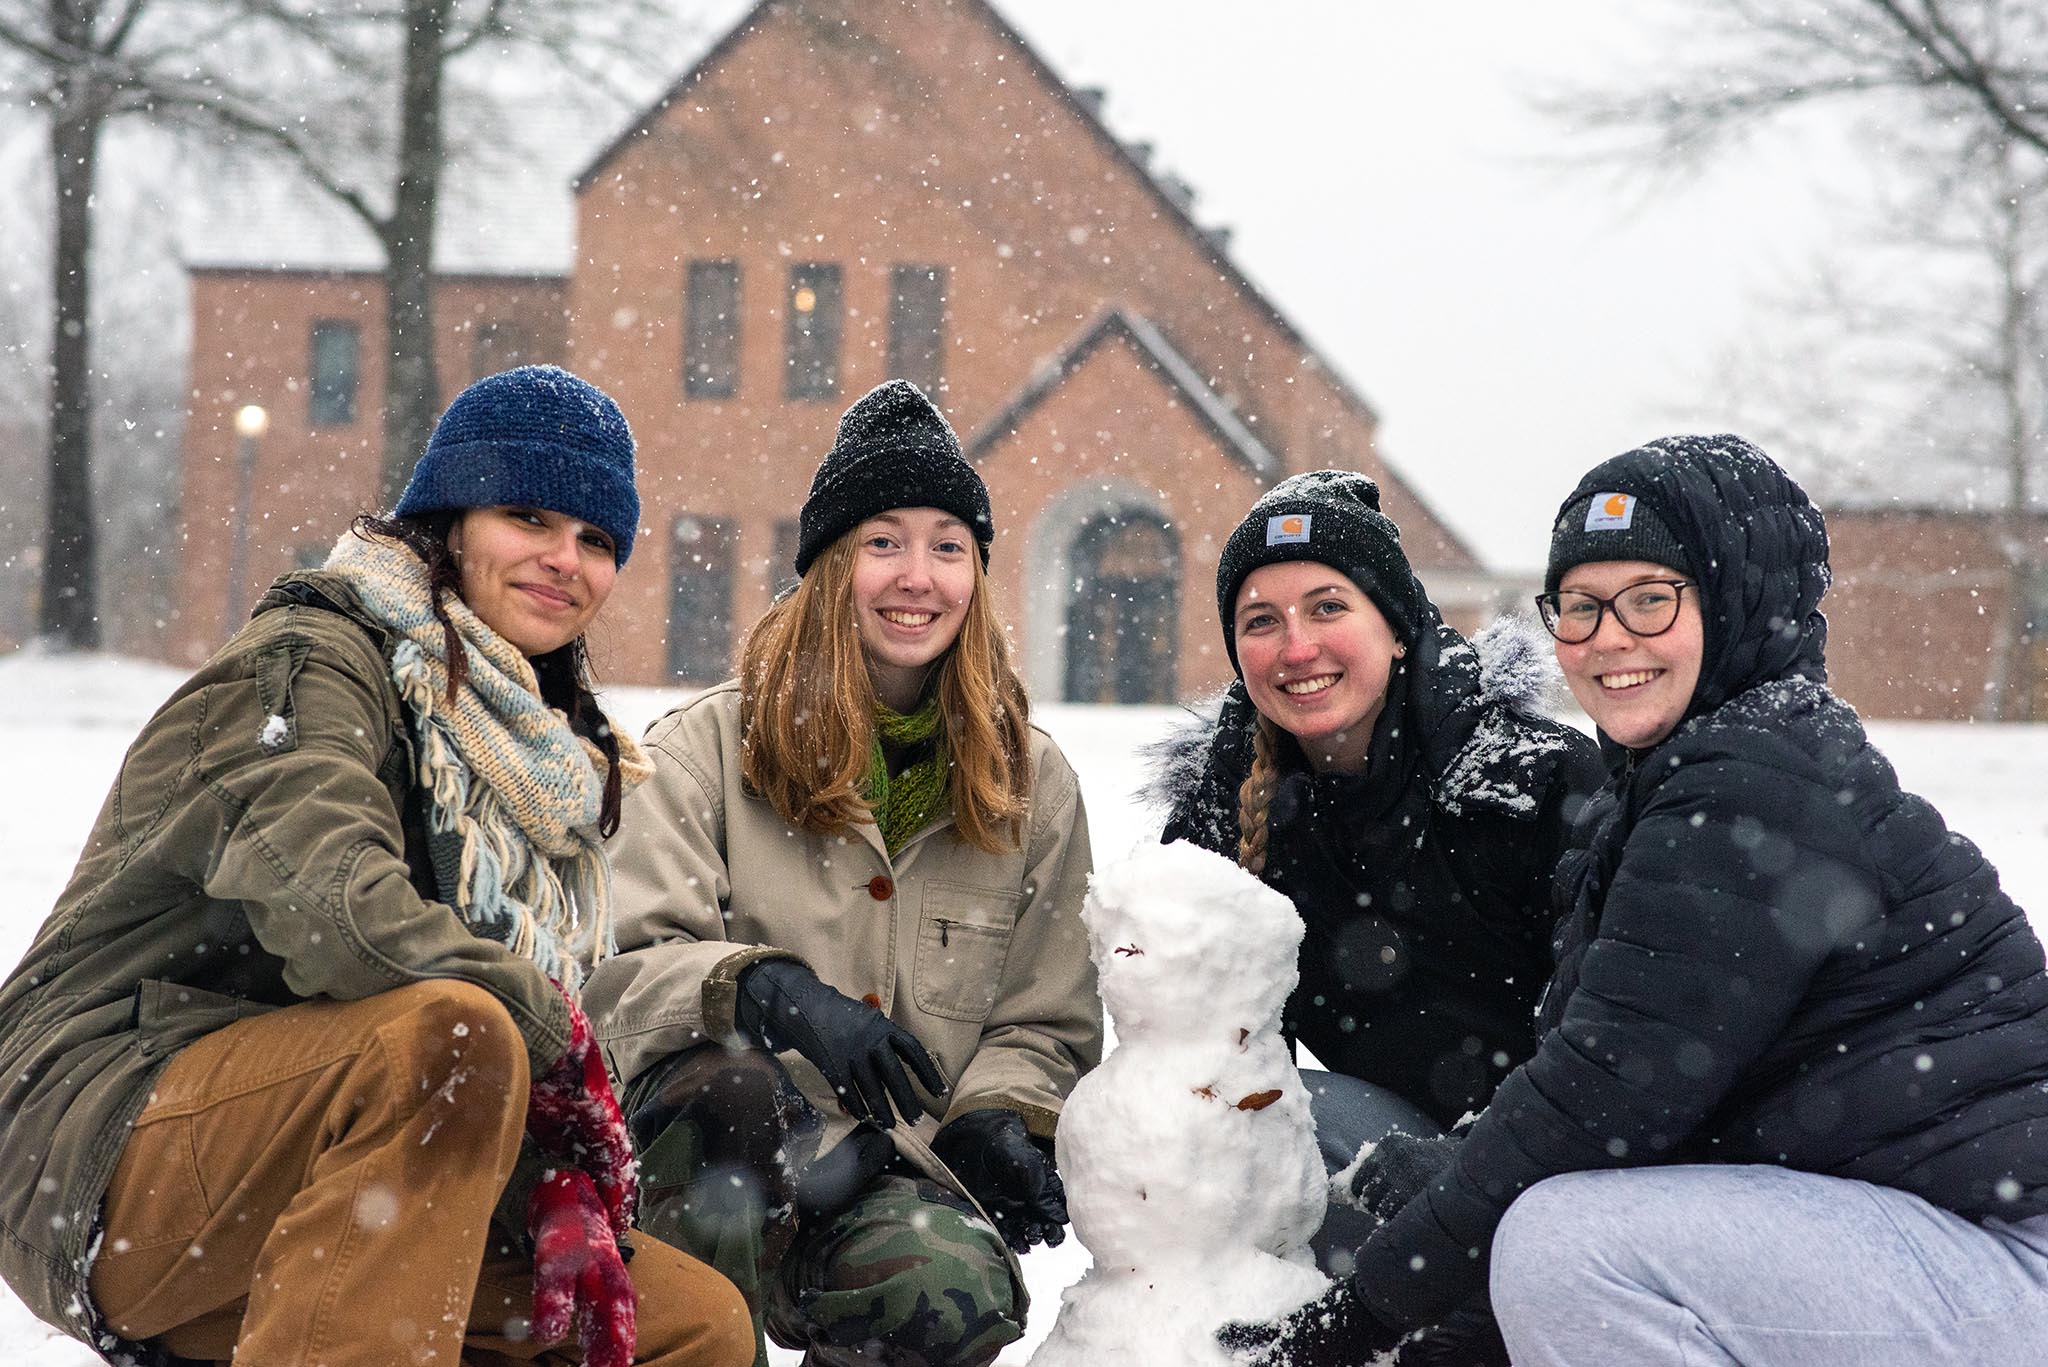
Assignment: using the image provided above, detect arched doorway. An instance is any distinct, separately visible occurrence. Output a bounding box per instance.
[1062,512,1180,703]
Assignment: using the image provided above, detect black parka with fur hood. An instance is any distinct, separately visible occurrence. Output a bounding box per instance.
[1154,608,1603,1127]
[1352,435,2048,1333]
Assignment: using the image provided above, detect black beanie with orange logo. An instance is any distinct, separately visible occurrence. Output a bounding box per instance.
[1216,469,1424,674]
[1544,487,1694,594]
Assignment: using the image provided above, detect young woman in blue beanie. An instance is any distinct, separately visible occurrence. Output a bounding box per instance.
[584,379,1100,1367]
[1224,436,2048,1367]
[0,365,752,1367]
[1152,469,1602,1361]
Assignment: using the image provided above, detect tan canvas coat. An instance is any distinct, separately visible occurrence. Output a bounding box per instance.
[0,574,573,1353]
[584,681,1101,1180]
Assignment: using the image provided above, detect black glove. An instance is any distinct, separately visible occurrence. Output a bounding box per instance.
[1392,1303,1509,1367]
[1347,1129,1460,1224]
[735,959,947,1128]
[930,1108,1068,1253]
[793,1124,897,1221]
[1217,1280,1406,1366]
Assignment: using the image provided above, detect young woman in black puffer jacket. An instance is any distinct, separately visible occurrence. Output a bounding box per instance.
[1226,437,2048,1367]
[1155,470,1602,1362]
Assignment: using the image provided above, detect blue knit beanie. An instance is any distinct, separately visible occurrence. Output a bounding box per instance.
[395,365,640,564]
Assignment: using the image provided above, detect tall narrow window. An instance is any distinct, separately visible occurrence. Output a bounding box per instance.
[785,263,842,401]
[470,320,532,381]
[668,514,738,682]
[309,321,360,427]
[888,265,947,398]
[685,261,740,398]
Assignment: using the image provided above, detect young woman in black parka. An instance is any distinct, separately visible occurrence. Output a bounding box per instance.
[1224,436,2048,1367]
[1154,472,1602,1310]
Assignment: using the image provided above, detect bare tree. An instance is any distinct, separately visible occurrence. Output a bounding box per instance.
[0,0,687,647]
[1549,0,2048,718]
[1708,137,2048,718]
[190,0,687,499]
[0,0,225,647]
[1550,0,2048,170]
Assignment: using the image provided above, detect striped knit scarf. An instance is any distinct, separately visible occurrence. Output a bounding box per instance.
[865,695,948,854]
[325,531,651,993]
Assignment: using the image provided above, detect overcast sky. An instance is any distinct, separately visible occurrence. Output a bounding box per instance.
[996,0,1873,570]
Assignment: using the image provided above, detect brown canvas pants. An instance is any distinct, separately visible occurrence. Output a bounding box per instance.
[88,980,752,1367]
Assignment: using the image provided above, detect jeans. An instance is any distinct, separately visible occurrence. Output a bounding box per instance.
[1300,1068,1441,1279]
[1492,1164,2048,1366]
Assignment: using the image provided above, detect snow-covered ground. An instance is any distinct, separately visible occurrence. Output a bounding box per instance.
[2,651,2045,1362]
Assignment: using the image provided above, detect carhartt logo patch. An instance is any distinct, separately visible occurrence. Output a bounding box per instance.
[1266,514,1311,545]
[1585,493,1635,531]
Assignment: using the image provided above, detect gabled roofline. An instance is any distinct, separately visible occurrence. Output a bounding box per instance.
[570,0,1384,434]
[965,307,1279,479]
[572,0,776,192]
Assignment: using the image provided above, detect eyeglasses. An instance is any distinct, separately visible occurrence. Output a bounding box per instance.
[1534,580,1695,644]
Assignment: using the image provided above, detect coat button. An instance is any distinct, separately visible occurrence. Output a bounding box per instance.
[868,875,894,900]
[862,993,883,1009]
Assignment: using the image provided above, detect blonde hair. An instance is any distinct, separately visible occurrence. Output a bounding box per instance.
[1235,713,1285,875]
[738,529,1033,853]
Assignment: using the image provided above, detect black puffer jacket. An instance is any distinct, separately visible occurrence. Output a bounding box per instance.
[1154,610,1603,1127]
[1354,436,2048,1331]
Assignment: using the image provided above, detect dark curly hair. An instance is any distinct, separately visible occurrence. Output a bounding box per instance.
[351,511,624,837]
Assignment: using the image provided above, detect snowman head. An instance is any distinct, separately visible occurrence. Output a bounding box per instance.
[1083,841,1304,1040]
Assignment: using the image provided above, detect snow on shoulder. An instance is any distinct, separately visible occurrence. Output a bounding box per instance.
[1033,841,1328,1367]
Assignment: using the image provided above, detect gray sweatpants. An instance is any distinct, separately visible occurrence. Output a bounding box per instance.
[1491,1164,2048,1366]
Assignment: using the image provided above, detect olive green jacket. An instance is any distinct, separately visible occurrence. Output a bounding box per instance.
[585,681,1102,1165]
[0,573,572,1353]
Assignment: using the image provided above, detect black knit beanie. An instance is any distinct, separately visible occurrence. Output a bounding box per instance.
[1544,489,1694,593]
[1216,469,1424,674]
[795,380,993,574]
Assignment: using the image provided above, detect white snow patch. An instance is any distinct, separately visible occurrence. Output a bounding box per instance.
[4,658,2048,1362]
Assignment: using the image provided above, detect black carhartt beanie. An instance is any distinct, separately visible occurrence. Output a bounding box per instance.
[1216,469,1424,674]
[1544,488,1694,593]
[795,380,993,574]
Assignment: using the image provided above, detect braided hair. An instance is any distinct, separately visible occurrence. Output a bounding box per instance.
[1234,713,1284,875]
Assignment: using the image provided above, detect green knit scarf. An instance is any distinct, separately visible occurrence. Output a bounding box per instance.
[866,695,948,854]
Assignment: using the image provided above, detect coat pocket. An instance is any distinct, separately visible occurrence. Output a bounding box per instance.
[132,979,276,1060]
[913,882,1022,1023]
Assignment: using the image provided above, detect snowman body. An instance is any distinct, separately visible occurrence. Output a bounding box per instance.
[1030,841,1329,1367]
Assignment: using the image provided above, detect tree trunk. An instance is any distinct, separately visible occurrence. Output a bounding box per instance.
[38,60,101,649]
[1986,150,2040,721]
[377,0,453,503]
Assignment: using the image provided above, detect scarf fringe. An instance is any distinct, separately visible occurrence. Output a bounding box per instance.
[340,540,634,994]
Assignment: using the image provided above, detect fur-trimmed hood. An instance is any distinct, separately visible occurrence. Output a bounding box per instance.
[1145,613,1584,854]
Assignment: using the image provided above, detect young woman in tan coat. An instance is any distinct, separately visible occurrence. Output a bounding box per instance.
[584,380,1101,1367]
[0,367,751,1367]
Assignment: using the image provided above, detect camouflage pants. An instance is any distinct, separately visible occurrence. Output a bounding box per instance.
[628,1047,1021,1367]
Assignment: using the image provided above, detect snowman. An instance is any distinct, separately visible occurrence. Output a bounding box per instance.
[1030,840,1329,1367]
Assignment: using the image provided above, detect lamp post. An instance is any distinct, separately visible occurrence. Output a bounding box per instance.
[226,403,269,630]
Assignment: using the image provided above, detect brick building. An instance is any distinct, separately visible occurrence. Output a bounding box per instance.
[173,0,1492,700]
[1821,509,2048,721]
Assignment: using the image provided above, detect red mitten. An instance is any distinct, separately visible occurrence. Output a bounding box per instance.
[527,985,639,1235]
[528,1168,637,1367]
